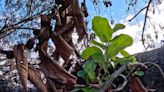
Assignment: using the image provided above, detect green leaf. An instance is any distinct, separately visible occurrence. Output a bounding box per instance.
[88,71,97,81]
[82,61,97,73]
[134,71,145,76]
[114,56,136,65]
[82,87,97,92]
[92,53,109,73]
[77,70,88,82]
[92,16,113,42]
[120,50,130,57]
[82,46,109,73]
[82,61,97,81]
[106,34,133,58]
[91,40,107,50]
[81,46,103,59]
[113,23,125,32]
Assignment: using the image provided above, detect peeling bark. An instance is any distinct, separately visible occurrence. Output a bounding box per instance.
[39,50,77,92]
[28,66,48,92]
[13,45,28,92]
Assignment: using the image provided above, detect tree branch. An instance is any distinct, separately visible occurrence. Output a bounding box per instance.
[128,0,153,50]
[0,6,53,39]
[98,63,146,92]
[112,74,128,92]
[128,6,147,22]
[141,0,152,50]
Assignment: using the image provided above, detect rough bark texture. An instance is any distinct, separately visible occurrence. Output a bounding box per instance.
[136,47,164,92]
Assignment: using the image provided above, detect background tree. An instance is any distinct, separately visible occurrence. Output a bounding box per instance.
[0,0,163,92]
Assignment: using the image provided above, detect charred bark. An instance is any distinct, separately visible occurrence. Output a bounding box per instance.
[135,47,164,92]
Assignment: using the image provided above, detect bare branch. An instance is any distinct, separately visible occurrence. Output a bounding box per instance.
[128,6,147,22]
[0,6,53,39]
[141,0,152,50]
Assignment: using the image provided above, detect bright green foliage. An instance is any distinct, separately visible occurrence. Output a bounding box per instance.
[75,16,137,92]
[81,46,103,59]
[92,52,109,73]
[81,16,134,76]
[92,16,113,42]
[106,34,133,59]
[113,23,126,32]
[91,40,107,50]
[113,56,136,65]
[120,50,130,57]
[81,45,109,73]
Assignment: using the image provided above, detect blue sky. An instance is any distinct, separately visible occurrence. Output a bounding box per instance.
[0,0,164,54]
[85,0,140,23]
[84,0,164,54]
[84,0,147,31]
[85,0,127,24]
[0,0,143,29]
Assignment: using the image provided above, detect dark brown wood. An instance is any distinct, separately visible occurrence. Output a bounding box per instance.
[135,47,164,92]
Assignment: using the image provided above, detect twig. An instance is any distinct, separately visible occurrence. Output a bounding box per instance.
[128,0,153,50]
[76,84,100,89]
[141,0,152,50]
[128,6,147,22]
[0,6,53,39]
[13,27,39,31]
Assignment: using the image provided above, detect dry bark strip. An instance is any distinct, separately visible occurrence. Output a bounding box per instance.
[39,50,77,92]
[28,66,48,92]
[128,76,148,92]
[13,45,28,92]
[50,32,74,68]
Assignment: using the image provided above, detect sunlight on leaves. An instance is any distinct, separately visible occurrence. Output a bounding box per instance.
[92,16,113,42]
[106,34,133,58]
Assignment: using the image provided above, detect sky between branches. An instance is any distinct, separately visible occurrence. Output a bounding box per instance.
[0,0,164,54]
[84,0,164,54]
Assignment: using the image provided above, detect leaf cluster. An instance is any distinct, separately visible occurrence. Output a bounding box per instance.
[73,16,137,92]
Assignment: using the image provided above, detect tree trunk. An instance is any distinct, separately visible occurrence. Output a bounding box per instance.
[135,47,164,92]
